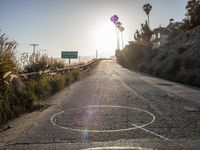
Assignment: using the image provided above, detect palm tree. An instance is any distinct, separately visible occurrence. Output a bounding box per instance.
[115,22,122,50]
[111,15,120,50]
[143,3,152,27]
[169,18,174,24]
[119,26,125,49]
[116,22,125,49]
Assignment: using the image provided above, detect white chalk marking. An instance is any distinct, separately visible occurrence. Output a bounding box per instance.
[132,123,170,141]
[82,146,152,150]
[50,105,155,133]
[115,70,184,148]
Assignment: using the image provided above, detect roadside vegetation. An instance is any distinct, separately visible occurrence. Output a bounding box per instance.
[116,0,200,87]
[0,34,85,126]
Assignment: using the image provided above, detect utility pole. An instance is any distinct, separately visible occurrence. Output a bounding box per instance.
[96,50,98,59]
[69,58,71,66]
[30,44,39,63]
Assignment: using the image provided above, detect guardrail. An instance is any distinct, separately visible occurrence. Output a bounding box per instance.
[20,59,99,79]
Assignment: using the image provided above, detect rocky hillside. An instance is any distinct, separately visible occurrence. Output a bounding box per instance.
[117,25,200,87]
[149,25,200,66]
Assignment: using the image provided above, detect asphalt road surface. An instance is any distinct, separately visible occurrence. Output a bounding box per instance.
[1,60,200,150]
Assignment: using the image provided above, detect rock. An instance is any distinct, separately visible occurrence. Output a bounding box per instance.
[183,106,199,112]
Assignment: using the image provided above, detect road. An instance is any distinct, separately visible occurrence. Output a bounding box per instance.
[1,60,200,150]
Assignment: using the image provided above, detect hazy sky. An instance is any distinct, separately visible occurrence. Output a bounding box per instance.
[0,0,187,59]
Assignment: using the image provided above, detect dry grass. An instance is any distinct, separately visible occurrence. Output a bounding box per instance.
[0,34,82,126]
[0,34,27,125]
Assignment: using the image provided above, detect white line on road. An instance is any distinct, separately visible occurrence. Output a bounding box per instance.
[132,123,184,148]
[132,123,170,141]
[115,70,184,148]
[50,105,155,133]
[82,146,152,150]
[50,111,64,126]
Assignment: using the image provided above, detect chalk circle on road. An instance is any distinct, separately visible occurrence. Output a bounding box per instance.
[50,105,155,133]
[82,146,151,150]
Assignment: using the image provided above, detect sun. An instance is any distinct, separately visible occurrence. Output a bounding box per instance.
[92,21,116,57]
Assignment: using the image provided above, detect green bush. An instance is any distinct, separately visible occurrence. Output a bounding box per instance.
[49,74,66,94]
[71,71,81,81]
[176,46,186,54]
[64,73,72,86]
[116,43,149,68]
[27,75,50,104]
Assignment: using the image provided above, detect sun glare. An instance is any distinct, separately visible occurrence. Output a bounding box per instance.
[93,22,116,57]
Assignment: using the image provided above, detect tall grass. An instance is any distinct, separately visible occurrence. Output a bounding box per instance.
[0,34,82,126]
[26,71,81,107]
[0,34,29,124]
[24,54,66,73]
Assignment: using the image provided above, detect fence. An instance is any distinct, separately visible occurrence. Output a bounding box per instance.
[20,59,99,79]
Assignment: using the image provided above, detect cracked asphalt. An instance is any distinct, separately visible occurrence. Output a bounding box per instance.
[1,60,200,150]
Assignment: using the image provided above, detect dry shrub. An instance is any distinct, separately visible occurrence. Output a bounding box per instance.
[165,56,182,74]
[176,46,186,54]
[139,63,151,72]
[182,56,196,69]
[24,55,66,73]
[0,34,30,125]
[159,52,168,61]
[119,43,149,68]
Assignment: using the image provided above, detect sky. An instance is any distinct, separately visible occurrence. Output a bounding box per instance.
[0,0,188,60]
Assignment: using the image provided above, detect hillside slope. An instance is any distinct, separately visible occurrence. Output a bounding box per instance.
[117,25,200,87]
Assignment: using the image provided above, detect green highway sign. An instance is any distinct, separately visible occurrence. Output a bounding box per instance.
[61,51,78,59]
